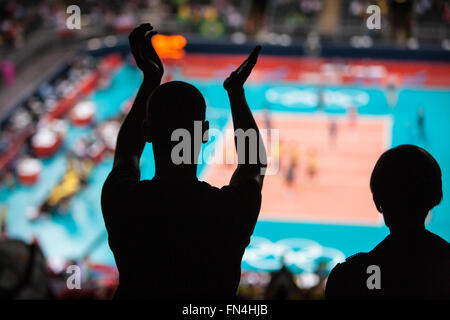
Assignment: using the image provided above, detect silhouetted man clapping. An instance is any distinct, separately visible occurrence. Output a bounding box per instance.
[101,24,266,299]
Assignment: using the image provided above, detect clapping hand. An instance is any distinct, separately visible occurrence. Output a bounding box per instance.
[129,23,164,82]
[223,45,261,92]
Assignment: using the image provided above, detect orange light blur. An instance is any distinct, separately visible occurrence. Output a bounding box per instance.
[151,34,187,59]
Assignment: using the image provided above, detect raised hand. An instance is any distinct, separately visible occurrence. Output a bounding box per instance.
[129,23,164,82]
[223,45,261,91]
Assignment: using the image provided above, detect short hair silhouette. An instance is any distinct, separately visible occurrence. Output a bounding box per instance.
[326,145,450,299]
[370,144,442,225]
[144,81,207,144]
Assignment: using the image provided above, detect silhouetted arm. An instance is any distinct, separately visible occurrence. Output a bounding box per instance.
[113,23,163,171]
[224,46,267,188]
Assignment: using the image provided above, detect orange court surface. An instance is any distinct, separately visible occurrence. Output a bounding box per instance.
[202,113,392,226]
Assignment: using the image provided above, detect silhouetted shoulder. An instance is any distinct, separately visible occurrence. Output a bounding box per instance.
[422,231,450,252]
[325,252,371,300]
[421,232,450,296]
[198,179,262,210]
[193,179,262,246]
[199,179,261,217]
[326,232,450,299]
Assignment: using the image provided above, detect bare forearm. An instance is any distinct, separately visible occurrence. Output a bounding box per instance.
[228,88,258,132]
[227,88,267,168]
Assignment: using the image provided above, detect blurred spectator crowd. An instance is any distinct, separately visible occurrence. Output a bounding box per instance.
[1,0,449,53]
[0,54,96,185]
[0,232,330,300]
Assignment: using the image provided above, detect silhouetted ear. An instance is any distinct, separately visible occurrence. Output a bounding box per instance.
[202,120,209,144]
[143,119,152,143]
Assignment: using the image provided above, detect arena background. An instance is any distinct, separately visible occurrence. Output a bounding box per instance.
[0,0,449,299]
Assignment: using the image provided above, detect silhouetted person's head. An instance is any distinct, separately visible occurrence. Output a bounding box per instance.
[370,144,442,232]
[143,81,209,171]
